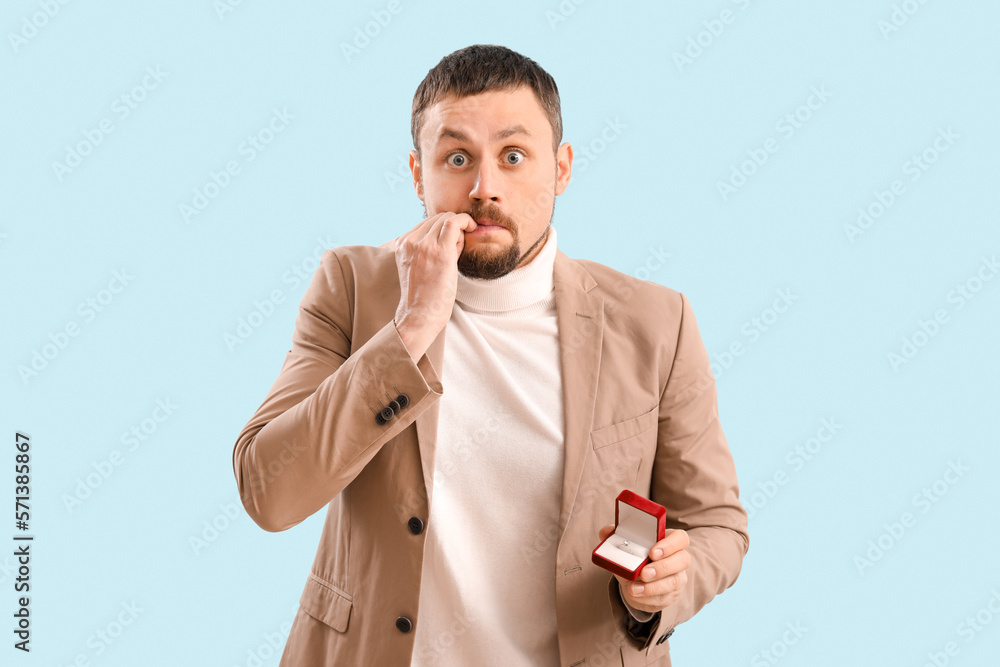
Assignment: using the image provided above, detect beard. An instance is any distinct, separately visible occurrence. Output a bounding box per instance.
[458,203,547,280]
[420,188,557,281]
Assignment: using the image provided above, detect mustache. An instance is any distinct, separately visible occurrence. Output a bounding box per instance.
[467,208,515,230]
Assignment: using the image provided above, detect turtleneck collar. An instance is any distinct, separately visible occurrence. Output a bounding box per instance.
[455,225,557,313]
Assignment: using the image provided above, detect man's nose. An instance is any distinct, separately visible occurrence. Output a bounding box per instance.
[470,161,501,202]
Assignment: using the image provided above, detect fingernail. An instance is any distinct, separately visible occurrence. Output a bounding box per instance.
[643,567,655,580]
[632,583,644,595]
[652,549,662,559]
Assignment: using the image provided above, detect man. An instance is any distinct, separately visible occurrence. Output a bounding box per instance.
[233,44,748,666]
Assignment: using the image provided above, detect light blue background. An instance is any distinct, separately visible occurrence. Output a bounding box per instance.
[2,1,998,665]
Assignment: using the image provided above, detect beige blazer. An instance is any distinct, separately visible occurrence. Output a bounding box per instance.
[233,241,748,666]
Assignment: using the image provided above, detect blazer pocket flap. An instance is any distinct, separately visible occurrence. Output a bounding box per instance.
[590,405,658,450]
[300,573,353,633]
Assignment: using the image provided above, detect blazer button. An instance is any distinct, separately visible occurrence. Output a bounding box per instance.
[375,412,387,426]
[380,406,395,422]
[407,517,424,535]
[396,393,409,409]
[395,616,413,633]
[388,399,401,414]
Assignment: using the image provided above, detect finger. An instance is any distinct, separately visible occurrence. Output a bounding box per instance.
[409,212,450,246]
[598,524,616,541]
[403,211,462,250]
[637,549,690,583]
[650,529,690,560]
[437,212,476,248]
[629,570,687,600]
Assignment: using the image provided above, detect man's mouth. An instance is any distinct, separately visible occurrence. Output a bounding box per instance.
[475,218,505,229]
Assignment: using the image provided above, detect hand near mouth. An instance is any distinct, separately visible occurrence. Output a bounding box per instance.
[388,211,477,362]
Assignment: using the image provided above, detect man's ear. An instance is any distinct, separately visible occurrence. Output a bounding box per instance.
[555,142,573,196]
[409,150,423,200]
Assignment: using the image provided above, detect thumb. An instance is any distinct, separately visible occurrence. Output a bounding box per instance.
[598,524,616,541]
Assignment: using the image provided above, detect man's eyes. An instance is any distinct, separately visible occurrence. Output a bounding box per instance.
[446,149,525,167]
[504,150,525,165]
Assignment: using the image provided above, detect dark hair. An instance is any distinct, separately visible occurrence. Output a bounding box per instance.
[410,44,562,157]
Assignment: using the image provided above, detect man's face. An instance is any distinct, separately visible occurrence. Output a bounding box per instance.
[410,86,573,279]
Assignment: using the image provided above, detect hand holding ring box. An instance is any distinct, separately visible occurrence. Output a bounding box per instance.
[592,489,667,581]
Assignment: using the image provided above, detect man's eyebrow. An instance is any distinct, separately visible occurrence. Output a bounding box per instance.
[438,124,532,143]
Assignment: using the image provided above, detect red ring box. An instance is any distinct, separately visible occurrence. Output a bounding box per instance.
[592,489,667,581]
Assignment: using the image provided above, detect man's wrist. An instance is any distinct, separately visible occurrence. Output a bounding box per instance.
[393,315,428,363]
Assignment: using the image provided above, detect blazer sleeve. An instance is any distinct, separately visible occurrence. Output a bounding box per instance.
[232,248,443,532]
[610,290,750,650]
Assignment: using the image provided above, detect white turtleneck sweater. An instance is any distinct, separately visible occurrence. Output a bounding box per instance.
[410,225,565,666]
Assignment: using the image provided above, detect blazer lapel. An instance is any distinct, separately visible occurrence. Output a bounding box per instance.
[552,248,604,540]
